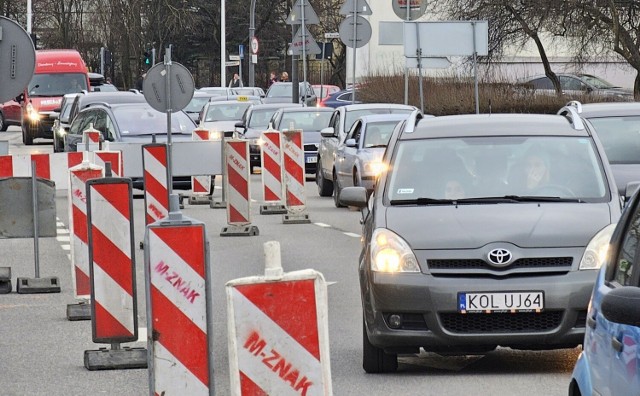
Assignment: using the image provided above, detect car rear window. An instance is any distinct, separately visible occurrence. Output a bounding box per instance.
[386,135,608,202]
[345,109,412,131]
[113,106,194,135]
[588,116,640,164]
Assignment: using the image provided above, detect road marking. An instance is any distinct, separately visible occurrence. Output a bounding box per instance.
[56,235,70,242]
[343,232,360,238]
[56,217,71,258]
[314,222,331,227]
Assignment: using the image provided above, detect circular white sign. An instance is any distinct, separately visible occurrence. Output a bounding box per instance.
[250,37,259,54]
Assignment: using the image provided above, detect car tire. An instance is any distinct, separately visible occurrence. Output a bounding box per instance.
[53,135,63,152]
[0,113,7,132]
[362,320,398,373]
[316,160,333,197]
[333,170,345,208]
[22,125,34,145]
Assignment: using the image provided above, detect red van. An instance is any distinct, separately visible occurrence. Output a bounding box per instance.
[18,49,90,145]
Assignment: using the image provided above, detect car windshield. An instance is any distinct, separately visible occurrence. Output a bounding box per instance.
[60,102,73,122]
[249,109,279,128]
[345,109,412,132]
[233,88,262,96]
[184,97,210,113]
[588,116,640,164]
[199,88,229,96]
[579,75,618,89]
[386,136,608,203]
[28,73,88,97]
[363,121,400,148]
[204,102,253,121]
[279,111,332,131]
[113,106,194,135]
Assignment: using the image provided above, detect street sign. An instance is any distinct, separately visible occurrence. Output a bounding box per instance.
[250,37,259,54]
[239,44,244,59]
[339,0,372,16]
[0,17,36,102]
[229,55,241,61]
[392,0,428,21]
[290,25,322,55]
[142,62,195,113]
[286,0,320,25]
[403,21,489,57]
[324,32,340,39]
[225,61,240,67]
[339,15,372,48]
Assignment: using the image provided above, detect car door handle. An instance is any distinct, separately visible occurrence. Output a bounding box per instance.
[586,316,596,329]
[611,336,624,353]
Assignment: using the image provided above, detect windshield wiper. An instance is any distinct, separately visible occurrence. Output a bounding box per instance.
[365,144,387,148]
[502,195,585,203]
[389,197,456,205]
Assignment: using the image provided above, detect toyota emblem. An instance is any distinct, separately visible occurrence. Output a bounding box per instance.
[487,249,512,266]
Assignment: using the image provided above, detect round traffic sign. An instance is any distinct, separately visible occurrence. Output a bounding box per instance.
[339,15,372,49]
[392,0,428,21]
[250,37,259,54]
[142,62,195,113]
[0,17,36,103]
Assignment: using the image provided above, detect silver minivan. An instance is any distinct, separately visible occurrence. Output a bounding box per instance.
[341,109,623,373]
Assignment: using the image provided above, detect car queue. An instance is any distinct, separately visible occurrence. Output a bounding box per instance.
[3,71,640,394]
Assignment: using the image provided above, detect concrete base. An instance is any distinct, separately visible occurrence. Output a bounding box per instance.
[283,213,311,224]
[0,267,11,294]
[67,301,91,321]
[220,224,259,237]
[260,204,287,215]
[209,200,227,209]
[189,195,212,205]
[84,347,148,371]
[16,276,61,294]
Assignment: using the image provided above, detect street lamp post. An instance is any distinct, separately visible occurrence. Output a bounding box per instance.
[221,0,226,87]
[249,0,256,87]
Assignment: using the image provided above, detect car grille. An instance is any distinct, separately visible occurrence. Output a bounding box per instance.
[428,257,573,271]
[439,311,563,334]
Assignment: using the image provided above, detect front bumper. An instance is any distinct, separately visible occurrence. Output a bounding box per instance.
[362,269,596,354]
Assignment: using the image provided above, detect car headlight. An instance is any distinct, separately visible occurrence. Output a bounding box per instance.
[370,228,420,273]
[363,161,387,176]
[26,103,40,121]
[579,223,616,270]
[209,130,222,141]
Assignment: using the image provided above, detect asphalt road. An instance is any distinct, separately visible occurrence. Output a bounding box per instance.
[0,126,581,395]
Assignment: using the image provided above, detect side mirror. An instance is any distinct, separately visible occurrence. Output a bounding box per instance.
[601,286,640,327]
[339,186,368,208]
[345,138,357,147]
[321,127,335,138]
[234,122,246,130]
[625,181,640,202]
[15,93,24,103]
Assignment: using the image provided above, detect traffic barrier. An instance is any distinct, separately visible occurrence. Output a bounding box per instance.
[0,267,11,294]
[92,150,123,177]
[260,130,287,215]
[142,144,170,226]
[0,152,83,190]
[282,130,310,224]
[82,125,101,151]
[67,156,104,320]
[189,127,214,205]
[84,177,147,370]
[144,195,214,394]
[0,177,57,238]
[221,140,258,236]
[227,241,332,395]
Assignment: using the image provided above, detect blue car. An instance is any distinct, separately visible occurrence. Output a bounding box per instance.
[318,89,362,108]
[569,191,640,396]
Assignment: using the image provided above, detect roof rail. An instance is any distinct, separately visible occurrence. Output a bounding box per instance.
[557,105,585,131]
[565,100,583,114]
[403,109,424,134]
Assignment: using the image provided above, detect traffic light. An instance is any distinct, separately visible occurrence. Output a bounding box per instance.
[143,51,151,65]
[29,33,40,49]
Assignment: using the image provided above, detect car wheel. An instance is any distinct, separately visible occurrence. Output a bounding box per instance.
[333,170,345,208]
[316,160,333,197]
[353,169,360,187]
[22,126,33,145]
[53,135,63,152]
[0,113,6,132]
[362,320,398,373]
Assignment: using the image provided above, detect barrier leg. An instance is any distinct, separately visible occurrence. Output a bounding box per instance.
[0,267,11,294]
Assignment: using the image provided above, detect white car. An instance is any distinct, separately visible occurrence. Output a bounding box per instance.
[316,103,416,197]
[199,98,261,136]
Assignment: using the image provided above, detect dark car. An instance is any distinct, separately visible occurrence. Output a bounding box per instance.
[234,102,303,173]
[340,110,622,373]
[67,91,147,131]
[52,93,80,152]
[560,101,640,197]
[263,82,317,107]
[521,73,633,101]
[269,107,333,175]
[0,100,22,131]
[318,88,362,108]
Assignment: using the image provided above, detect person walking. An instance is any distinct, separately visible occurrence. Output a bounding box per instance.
[268,71,278,88]
[229,72,243,88]
[280,71,289,82]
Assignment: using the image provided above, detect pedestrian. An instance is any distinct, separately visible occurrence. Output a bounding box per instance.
[268,71,278,88]
[229,72,243,88]
[280,71,289,82]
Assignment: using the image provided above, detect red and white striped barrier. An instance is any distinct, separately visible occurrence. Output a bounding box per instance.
[282,130,310,223]
[221,140,258,236]
[92,151,123,177]
[260,131,286,215]
[68,159,104,299]
[145,218,213,394]
[191,127,212,199]
[0,152,83,190]
[83,177,147,370]
[82,125,101,151]
[227,242,332,395]
[142,144,169,225]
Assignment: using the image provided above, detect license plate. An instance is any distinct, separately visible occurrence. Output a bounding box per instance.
[458,291,544,313]
[305,155,317,164]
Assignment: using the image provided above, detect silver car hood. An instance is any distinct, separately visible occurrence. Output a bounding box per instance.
[358,147,385,162]
[384,203,613,249]
[201,120,238,132]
